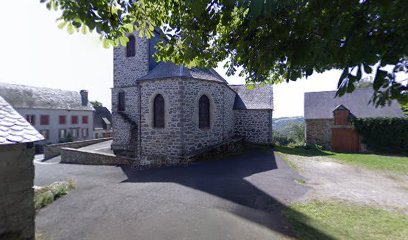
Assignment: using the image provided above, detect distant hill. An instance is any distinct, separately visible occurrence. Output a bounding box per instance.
[273,116,304,134]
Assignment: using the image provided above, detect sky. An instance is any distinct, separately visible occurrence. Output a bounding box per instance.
[0,0,341,118]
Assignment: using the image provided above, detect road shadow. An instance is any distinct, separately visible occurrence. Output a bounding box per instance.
[120,147,334,239]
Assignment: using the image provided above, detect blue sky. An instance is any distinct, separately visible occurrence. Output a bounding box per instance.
[0,0,341,118]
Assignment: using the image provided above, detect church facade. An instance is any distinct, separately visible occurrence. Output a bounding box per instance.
[111,31,273,165]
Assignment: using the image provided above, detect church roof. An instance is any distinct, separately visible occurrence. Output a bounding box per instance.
[304,89,404,119]
[0,82,94,111]
[0,96,44,145]
[138,62,227,83]
[230,84,274,110]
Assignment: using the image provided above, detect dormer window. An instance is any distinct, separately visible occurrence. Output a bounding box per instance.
[126,35,136,57]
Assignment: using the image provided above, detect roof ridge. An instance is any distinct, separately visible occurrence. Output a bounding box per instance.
[0,81,80,94]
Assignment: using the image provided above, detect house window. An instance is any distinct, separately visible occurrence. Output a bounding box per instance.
[82,128,89,138]
[39,129,49,140]
[40,115,49,125]
[199,95,210,129]
[118,92,125,112]
[71,116,78,124]
[59,115,66,124]
[59,129,66,139]
[126,35,136,57]
[82,116,88,124]
[153,94,165,128]
[26,115,35,125]
[70,128,79,138]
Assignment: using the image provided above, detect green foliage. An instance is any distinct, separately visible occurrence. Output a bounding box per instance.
[273,120,305,146]
[402,103,408,116]
[284,200,408,240]
[41,0,408,105]
[34,180,76,210]
[90,100,103,107]
[352,117,408,154]
[59,133,74,143]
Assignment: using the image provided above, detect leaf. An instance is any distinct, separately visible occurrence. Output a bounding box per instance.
[373,69,387,91]
[57,21,67,29]
[81,25,88,34]
[124,23,134,33]
[363,64,372,74]
[67,23,75,35]
[102,38,111,49]
[338,67,349,88]
[119,35,129,46]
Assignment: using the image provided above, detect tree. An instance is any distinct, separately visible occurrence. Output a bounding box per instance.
[402,103,408,116]
[90,100,103,107]
[41,0,408,105]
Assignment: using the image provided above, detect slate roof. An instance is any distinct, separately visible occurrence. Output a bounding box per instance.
[0,97,44,145]
[304,89,405,119]
[229,84,274,110]
[93,106,112,129]
[138,62,227,83]
[0,82,94,111]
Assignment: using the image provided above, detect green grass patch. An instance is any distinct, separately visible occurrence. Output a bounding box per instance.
[284,200,408,240]
[34,180,75,210]
[275,146,408,174]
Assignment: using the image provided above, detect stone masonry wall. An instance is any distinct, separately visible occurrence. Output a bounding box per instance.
[234,109,273,144]
[305,119,334,149]
[0,144,35,240]
[60,148,130,165]
[113,33,149,88]
[181,80,236,154]
[111,86,140,154]
[139,79,183,164]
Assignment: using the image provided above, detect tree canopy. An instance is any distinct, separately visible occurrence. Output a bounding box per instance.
[41,0,408,105]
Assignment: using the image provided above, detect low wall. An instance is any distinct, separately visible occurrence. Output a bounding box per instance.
[60,148,131,165]
[0,144,35,240]
[44,137,112,159]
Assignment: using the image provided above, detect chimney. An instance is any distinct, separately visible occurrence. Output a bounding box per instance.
[80,90,88,106]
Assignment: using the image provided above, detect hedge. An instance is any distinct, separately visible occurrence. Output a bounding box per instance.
[352,117,408,154]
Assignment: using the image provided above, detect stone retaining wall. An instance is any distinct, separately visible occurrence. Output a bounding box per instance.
[44,137,112,159]
[60,148,131,165]
[0,144,35,240]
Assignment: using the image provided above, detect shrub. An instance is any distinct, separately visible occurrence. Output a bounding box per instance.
[34,180,76,210]
[352,117,408,154]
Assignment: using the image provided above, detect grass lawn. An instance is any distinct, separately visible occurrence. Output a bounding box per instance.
[275,146,408,174]
[284,200,408,240]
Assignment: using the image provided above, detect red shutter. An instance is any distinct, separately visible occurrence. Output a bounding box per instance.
[59,115,66,124]
[72,116,78,124]
[82,116,88,124]
[40,115,49,125]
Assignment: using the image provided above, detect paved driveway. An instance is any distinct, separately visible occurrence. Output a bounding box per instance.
[35,147,310,240]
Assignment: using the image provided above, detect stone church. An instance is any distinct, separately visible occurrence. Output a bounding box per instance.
[111,31,273,165]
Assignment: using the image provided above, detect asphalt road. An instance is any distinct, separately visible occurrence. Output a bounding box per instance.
[35,146,311,240]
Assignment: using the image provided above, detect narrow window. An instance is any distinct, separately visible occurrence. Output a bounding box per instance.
[71,116,78,124]
[40,115,49,125]
[118,92,125,111]
[153,94,165,128]
[82,116,88,124]
[126,35,136,57]
[59,115,66,124]
[199,95,210,129]
[82,128,89,138]
[26,115,35,125]
[59,129,66,139]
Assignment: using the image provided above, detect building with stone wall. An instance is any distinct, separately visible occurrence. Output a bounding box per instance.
[0,83,95,150]
[111,31,273,164]
[0,96,44,240]
[304,89,404,149]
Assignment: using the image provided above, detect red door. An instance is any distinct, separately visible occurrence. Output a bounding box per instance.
[331,128,360,152]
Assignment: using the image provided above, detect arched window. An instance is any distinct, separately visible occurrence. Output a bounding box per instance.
[153,94,165,128]
[118,92,125,111]
[126,35,136,57]
[199,95,210,129]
